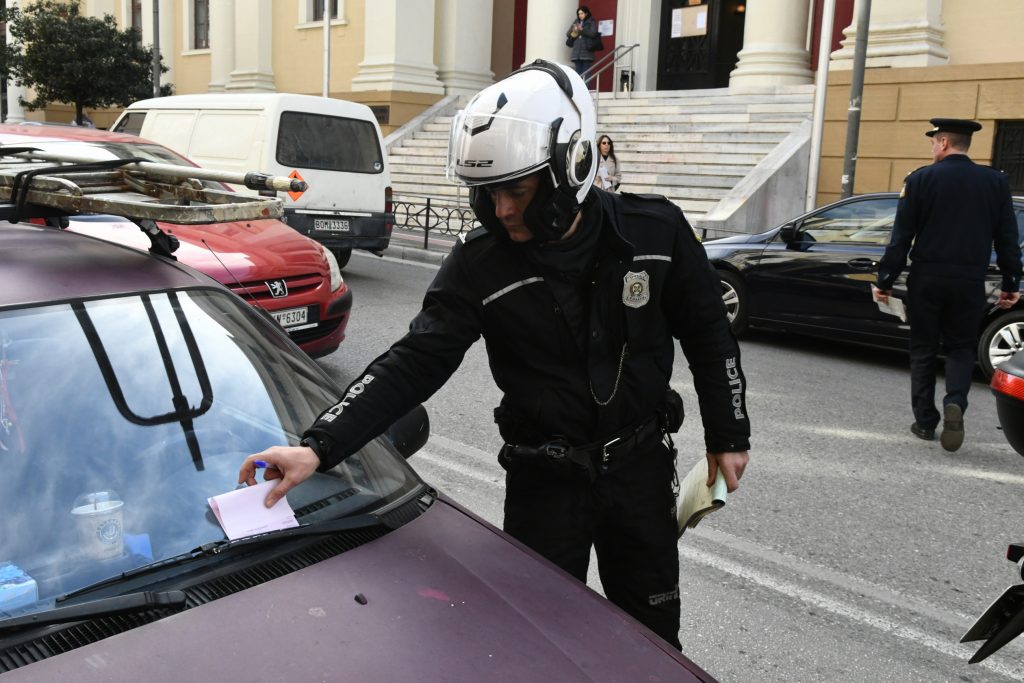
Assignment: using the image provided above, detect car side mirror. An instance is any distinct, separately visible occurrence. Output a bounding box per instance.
[779,222,798,242]
[385,405,430,459]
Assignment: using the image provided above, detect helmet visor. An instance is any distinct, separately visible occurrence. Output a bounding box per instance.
[446,110,555,186]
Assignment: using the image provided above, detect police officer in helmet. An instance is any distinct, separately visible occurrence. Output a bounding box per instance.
[239,59,751,649]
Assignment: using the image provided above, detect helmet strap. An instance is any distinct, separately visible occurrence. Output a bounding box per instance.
[523,169,579,242]
[469,169,581,244]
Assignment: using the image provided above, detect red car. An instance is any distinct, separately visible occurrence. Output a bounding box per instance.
[0,124,351,358]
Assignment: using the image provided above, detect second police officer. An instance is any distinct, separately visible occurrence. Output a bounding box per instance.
[239,59,751,649]
[875,118,1021,452]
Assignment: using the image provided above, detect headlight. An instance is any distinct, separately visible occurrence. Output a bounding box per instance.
[320,244,343,292]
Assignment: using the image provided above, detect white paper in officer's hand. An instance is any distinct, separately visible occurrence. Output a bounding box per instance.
[873,293,907,322]
[208,480,298,540]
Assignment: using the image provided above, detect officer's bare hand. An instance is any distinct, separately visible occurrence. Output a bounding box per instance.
[238,446,319,508]
[997,290,1020,310]
[707,451,748,492]
[871,286,890,304]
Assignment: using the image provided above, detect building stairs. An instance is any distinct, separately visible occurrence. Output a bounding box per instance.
[386,85,815,230]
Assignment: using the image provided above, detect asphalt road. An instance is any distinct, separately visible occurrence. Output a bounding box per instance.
[317,251,1024,683]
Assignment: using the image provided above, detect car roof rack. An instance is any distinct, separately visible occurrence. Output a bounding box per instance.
[0,145,308,257]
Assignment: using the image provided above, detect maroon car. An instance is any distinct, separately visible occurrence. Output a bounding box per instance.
[0,224,714,681]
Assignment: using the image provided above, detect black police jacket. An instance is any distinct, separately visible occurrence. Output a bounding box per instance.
[306,188,751,468]
[878,154,1022,292]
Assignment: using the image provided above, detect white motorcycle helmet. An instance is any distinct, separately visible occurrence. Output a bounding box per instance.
[446,59,598,242]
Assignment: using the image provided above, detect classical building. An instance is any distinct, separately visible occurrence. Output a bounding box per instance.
[5,0,1022,206]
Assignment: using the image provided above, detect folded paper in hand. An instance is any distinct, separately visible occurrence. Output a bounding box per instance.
[873,292,907,323]
[677,457,727,538]
[208,480,299,540]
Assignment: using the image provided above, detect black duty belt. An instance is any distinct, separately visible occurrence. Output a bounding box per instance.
[498,413,665,482]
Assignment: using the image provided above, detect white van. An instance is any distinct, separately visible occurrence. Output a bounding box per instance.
[112,93,391,267]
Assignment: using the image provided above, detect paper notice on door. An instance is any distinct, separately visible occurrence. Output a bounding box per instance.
[208,480,299,540]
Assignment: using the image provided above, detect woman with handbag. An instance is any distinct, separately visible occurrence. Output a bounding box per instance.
[566,6,600,76]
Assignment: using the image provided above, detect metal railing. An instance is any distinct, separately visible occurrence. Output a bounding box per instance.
[391,192,478,247]
[582,43,640,103]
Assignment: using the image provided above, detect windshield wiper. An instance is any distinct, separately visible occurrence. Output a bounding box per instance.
[0,590,186,636]
[191,513,395,556]
[59,513,393,602]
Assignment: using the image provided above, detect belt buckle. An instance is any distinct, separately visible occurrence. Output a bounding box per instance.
[601,436,621,464]
[543,439,571,461]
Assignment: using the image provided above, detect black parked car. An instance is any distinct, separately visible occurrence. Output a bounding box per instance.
[705,193,1024,378]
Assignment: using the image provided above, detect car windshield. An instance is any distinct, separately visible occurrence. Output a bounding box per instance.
[0,287,419,614]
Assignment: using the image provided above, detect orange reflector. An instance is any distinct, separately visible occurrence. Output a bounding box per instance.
[991,366,1024,402]
[287,170,306,202]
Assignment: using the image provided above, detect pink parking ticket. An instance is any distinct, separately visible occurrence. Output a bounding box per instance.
[208,480,299,540]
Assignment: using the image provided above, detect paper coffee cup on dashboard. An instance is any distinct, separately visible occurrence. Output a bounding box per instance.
[72,491,124,560]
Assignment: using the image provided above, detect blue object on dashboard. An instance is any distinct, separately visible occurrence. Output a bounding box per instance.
[0,563,38,613]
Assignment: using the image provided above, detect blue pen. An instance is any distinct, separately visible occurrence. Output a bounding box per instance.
[253,460,279,470]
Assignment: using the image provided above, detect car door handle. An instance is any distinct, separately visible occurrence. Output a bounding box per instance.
[847,258,878,270]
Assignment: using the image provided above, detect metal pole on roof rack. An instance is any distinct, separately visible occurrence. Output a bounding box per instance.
[1,150,307,193]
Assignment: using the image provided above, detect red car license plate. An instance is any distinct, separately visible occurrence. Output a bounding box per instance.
[271,306,309,328]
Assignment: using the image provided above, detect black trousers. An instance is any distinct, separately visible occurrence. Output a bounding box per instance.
[906,273,986,429]
[502,438,681,649]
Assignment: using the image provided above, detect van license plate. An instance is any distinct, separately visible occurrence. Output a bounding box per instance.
[271,306,309,328]
[314,219,351,232]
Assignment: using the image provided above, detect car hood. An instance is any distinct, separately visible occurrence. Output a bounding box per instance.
[67,217,326,284]
[3,500,711,682]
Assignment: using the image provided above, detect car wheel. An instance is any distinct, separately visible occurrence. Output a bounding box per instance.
[978,310,1024,379]
[717,269,748,335]
[331,248,352,269]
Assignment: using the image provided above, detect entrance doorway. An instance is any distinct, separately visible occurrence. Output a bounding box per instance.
[656,0,745,90]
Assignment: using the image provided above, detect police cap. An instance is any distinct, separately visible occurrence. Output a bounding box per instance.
[925,118,982,137]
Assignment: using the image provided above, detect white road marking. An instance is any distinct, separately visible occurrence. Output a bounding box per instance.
[918,465,1024,486]
[679,544,1024,681]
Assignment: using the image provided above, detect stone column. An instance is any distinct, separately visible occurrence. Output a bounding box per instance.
[5,0,25,122]
[523,0,578,68]
[729,0,814,88]
[208,0,235,91]
[830,0,947,70]
[3,2,25,122]
[226,0,275,92]
[614,0,661,92]
[352,0,444,95]
[436,0,494,95]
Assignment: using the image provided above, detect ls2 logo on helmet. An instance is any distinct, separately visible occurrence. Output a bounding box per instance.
[457,159,494,168]
[622,271,650,308]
